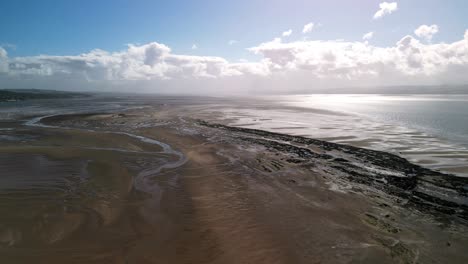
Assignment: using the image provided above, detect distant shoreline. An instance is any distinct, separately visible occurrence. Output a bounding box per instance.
[0,89,89,102]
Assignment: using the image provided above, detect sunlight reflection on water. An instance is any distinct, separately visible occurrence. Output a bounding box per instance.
[220,94,468,176]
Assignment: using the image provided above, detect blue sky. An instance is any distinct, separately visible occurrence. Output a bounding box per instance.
[1,0,468,94]
[1,0,467,60]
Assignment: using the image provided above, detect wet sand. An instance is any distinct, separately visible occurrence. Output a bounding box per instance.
[0,103,468,263]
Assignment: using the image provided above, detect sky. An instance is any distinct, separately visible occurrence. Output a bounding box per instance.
[1,0,468,94]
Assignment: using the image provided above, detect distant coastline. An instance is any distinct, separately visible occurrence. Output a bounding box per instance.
[0,89,89,102]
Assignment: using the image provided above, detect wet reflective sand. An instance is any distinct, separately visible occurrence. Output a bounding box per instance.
[0,97,468,263]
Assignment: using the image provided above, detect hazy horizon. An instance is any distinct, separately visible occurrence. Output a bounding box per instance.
[5,84,468,96]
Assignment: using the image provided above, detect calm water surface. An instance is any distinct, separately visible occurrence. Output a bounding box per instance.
[220,94,468,176]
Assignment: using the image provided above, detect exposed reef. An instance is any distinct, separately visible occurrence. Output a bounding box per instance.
[198,121,468,222]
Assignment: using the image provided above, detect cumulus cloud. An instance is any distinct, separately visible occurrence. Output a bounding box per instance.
[228,40,238,45]
[2,30,468,93]
[191,44,198,50]
[363,32,374,40]
[302,23,314,34]
[249,30,468,83]
[414,24,439,42]
[282,29,292,37]
[373,2,398,19]
[1,42,268,82]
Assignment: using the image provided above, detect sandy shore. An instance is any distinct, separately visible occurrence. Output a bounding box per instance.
[0,105,467,263]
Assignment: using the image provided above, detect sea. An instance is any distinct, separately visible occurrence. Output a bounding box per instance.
[217,94,468,177]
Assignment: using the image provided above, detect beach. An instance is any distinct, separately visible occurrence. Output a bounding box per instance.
[0,96,468,263]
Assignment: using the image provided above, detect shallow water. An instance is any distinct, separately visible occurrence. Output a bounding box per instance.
[281,94,468,147]
[214,94,468,176]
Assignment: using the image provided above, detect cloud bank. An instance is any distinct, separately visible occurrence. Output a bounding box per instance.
[1,30,468,94]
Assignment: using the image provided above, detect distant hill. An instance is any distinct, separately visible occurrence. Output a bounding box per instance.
[0,89,89,102]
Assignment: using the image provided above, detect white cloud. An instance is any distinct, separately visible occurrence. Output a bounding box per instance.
[414,24,439,42]
[0,47,6,57]
[282,29,292,37]
[0,47,8,73]
[1,42,267,82]
[2,29,468,93]
[191,44,198,50]
[228,40,238,45]
[249,30,468,83]
[373,2,398,19]
[302,23,314,34]
[363,32,374,40]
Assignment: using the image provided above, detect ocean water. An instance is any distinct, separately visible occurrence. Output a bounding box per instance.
[282,94,468,147]
[218,94,468,177]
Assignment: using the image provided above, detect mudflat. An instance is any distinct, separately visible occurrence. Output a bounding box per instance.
[0,103,467,264]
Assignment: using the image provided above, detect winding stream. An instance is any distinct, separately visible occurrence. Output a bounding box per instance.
[24,114,187,198]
